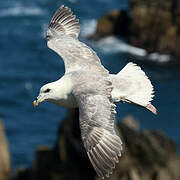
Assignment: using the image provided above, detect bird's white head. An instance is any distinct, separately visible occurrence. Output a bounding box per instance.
[33,82,60,107]
[33,75,76,108]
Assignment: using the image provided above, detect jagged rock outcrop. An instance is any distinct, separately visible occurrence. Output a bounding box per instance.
[89,0,180,62]
[0,120,10,180]
[13,109,180,180]
[129,0,180,59]
[89,9,130,40]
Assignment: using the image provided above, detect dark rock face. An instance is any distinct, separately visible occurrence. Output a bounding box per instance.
[89,10,130,40]
[13,109,180,180]
[90,0,180,62]
[129,0,180,58]
[0,120,10,180]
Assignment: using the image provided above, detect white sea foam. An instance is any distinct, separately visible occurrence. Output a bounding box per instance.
[80,19,97,37]
[97,36,147,57]
[80,19,171,63]
[96,36,172,63]
[147,53,171,63]
[0,6,45,17]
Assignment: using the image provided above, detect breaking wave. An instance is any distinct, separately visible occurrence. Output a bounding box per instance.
[0,6,45,17]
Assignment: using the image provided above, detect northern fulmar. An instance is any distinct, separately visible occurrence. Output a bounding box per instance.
[33,5,157,179]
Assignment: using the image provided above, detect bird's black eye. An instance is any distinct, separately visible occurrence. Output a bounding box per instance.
[44,88,51,93]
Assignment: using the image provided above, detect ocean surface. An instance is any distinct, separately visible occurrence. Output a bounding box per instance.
[1,0,180,169]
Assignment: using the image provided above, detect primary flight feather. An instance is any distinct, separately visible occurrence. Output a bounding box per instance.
[34,5,157,179]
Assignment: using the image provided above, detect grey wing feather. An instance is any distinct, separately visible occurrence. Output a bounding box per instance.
[47,5,80,39]
[47,6,108,74]
[73,74,122,179]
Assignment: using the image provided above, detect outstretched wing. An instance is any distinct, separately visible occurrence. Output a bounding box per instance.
[73,75,122,179]
[47,5,80,39]
[47,5,107,74]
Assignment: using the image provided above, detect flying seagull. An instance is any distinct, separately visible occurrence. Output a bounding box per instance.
[33,5,157,179]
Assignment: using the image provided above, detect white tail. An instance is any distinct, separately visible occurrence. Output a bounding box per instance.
[111,62,157,114]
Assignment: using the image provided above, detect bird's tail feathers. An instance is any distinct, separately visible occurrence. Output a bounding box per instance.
[116,62,157,114]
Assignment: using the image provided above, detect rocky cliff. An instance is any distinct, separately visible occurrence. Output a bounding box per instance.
[12,109,180,180]
[0,120,10,180]
[90,0,180,63]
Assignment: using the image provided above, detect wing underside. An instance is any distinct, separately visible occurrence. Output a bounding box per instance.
[73,74,122,179]
[47,5,108,74]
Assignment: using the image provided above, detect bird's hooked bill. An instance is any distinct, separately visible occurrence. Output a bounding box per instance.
[33,100,38,107]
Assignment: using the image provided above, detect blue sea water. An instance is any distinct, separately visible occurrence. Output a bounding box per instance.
[0,0,180,169]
